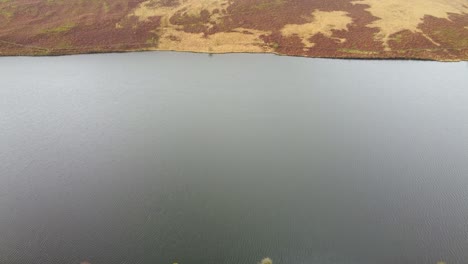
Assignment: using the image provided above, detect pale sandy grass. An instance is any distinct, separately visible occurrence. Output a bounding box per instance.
[353,0,468,49]
[281,10,352,48]
[123,0,271,53]
[131,0,229,22]
[157,27,272,53]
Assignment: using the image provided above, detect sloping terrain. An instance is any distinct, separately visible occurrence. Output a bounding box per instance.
[0,0,467,60]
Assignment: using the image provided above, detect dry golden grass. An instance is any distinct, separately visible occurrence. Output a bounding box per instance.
[130,0,228,22]
[156,27,272,53]
[125,0,272,53]
[281,10,352,48]
[353,0,468,49]
[0,0,467,60]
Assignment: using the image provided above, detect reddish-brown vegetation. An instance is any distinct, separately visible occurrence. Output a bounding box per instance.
[0,0,467,60]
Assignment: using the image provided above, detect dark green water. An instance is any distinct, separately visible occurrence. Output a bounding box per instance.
[0,53,467,264]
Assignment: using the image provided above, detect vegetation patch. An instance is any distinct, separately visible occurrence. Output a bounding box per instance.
[250,0,285,11]
[338,48,378,55]
[281,10,352,48]
[0,0,467,60]
[353,0,468,49]
[42,22,76,34]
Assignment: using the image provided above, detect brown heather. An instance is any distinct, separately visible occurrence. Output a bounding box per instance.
[0,0,467,61]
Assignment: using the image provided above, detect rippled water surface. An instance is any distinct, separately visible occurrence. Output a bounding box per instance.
[0,53,467,264]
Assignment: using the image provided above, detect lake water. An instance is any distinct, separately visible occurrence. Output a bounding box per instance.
[0,52,467,264]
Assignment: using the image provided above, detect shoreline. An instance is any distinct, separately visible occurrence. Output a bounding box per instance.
[0,47,466,62]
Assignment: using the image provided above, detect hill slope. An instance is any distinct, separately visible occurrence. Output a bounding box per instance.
[0,0,467,60]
